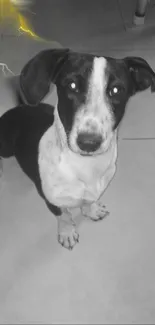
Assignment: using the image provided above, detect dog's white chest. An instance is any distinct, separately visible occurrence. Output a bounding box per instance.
[38,126,117,208]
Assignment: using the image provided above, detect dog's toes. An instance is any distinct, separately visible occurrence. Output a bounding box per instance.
[93,208,109,221]
[58,226,79,250]
[90,202,110,221]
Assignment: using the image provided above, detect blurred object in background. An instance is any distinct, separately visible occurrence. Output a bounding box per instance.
[1,1,155,54]
[135,0,148,16]
[15,0,127,47]
[133,0,149,25]
[10,0,34,10]
[0,0,38,38]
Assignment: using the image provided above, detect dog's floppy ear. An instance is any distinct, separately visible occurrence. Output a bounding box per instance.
[124,57,155,94]
[20,48,70,105]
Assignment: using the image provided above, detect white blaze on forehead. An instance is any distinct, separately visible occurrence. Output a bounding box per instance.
[88,56,108,104]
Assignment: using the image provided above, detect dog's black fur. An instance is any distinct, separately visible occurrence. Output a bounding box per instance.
[0,103,61,216]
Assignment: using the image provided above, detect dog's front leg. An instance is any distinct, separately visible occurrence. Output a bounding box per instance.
[82,163,116,221]
[57,209,79,250]
[46,202,79,250]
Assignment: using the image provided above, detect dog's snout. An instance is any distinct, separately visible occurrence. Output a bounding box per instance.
[85,120,98,133]
[77,132,102,152]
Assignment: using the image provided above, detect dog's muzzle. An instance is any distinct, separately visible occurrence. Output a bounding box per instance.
[77,132,102,153]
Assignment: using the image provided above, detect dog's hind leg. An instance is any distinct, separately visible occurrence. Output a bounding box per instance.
[0,110,18,159]
[0,158,3,177]
[0,111,17,179]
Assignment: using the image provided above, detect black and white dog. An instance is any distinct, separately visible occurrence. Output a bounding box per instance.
[0,49,155,249]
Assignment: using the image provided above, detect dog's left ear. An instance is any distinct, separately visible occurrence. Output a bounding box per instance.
[124,57,155,94]
[20,48,70,105]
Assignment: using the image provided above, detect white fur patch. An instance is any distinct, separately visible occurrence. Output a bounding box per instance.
[88,57,107,109]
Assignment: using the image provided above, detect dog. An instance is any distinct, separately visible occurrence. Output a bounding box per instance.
[0,49,155,250]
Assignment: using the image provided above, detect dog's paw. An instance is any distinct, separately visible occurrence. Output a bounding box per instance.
[82,202,109,221]
[91,202,109,221]
[58,225,79,250]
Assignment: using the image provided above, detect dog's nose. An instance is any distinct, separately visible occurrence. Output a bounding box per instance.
[77,132,102,152]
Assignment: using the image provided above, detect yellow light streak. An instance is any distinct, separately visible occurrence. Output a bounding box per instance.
[0,0,39,39]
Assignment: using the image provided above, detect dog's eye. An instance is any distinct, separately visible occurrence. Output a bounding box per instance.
[108,85,124,98]
[68,81,79,93]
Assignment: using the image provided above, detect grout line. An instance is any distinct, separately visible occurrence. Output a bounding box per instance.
[122,137,155,140]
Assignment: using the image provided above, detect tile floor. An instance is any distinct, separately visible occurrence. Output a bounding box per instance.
[0,0,155,323]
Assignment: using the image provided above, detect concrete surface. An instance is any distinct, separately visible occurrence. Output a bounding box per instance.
[0,0,155,324]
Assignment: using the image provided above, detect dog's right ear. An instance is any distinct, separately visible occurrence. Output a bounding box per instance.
[124,56,155,95]
[20,48,70,105]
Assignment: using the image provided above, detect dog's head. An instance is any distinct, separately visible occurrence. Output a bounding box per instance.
[20,49,155,156]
